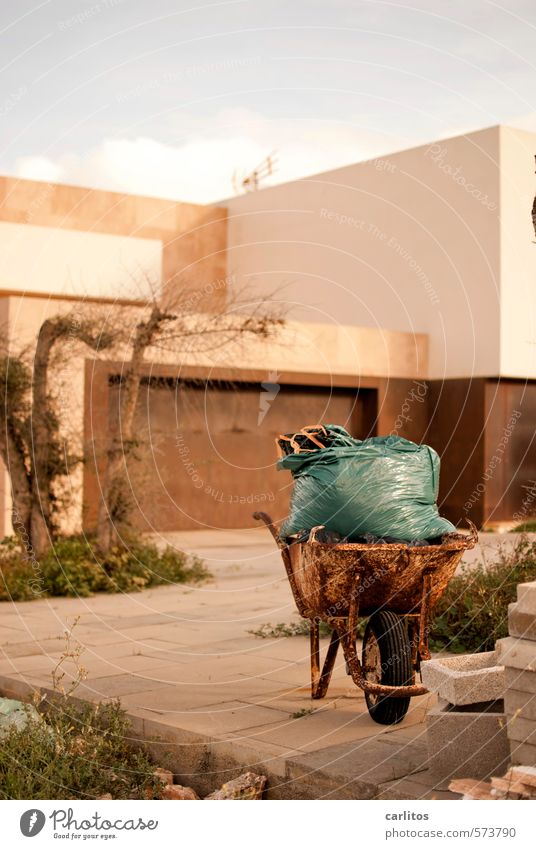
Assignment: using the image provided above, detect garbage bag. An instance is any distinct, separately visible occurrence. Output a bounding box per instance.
[278,427,456,541]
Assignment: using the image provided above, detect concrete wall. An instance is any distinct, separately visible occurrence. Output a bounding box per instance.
[499,127,536,379]
[0,176,228,303]
[0,220,162,299]
[226,127,502,380]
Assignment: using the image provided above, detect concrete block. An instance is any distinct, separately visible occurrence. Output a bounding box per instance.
[506,668,536,694]
[508,604,536,641]
[505,715,536,745]
[504,689,536,722]
[421,651,504,706]
[496,636,536,672]
[426,703,510,781]
[509,740,536,767]
[516,581,536,613]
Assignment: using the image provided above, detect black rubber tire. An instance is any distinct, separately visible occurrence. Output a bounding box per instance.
[362,611,413,725]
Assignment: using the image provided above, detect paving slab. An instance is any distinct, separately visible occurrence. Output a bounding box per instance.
[496,636,536,672]
[506,714,536,745]
[508,604,536,641]
[504,688,536,722]
[516,581,536,613]
[505,668,536,694]
[509,740,536,767]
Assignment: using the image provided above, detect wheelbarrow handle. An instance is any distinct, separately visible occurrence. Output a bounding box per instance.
[253,512,285,549]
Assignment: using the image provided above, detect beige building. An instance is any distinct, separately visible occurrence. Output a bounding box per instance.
[1,124,535,535]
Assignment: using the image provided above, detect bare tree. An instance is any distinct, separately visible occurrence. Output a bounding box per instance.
[0,312,114,556]
[95,278,284,552]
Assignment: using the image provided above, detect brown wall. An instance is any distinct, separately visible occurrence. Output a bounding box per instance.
[377,378,430,444]
[0,176,227,301]
[426,379,487,528]
[483,380,536,524]
[83,361,379,532]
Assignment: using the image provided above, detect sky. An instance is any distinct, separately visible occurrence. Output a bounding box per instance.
[2,0,536,203]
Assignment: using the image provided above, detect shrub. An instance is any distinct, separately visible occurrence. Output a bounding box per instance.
[512,520,536,533]
[249,618,353,639]
[0,535,209,601]
[0,698,162,800]
[430,535,536,653]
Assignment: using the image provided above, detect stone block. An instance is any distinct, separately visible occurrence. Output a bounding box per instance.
[420,651,504,706]
[506,668,536,694]
[516,581,536,613]
[426,703,510,782]
[504,689,536,722]
[508,604,536,641]
[496,636,536,672]
[506,714,536,745]
[509,739,536,767]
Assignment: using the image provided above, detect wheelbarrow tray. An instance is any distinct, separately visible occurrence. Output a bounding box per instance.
[288,534,471,621]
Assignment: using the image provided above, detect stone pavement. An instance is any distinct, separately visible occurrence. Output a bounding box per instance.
[0,528,524,799]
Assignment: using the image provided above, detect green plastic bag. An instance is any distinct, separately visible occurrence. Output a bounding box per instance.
[278,428,455,541]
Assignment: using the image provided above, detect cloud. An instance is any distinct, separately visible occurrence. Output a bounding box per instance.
[13,109,405,204]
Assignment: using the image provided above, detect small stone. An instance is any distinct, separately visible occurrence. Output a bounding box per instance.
[97,794,112,800]
[509,765,536,788]
[205,772,266,800]
[154,768,174,786]
[161,784,199,800]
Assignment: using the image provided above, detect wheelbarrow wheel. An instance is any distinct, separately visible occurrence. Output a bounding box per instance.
[362,611,412,725]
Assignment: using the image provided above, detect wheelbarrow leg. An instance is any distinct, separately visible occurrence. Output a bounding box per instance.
[310,621,340,699]
[417,570,434,662]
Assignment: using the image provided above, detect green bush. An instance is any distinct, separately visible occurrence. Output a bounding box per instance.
[0,535,209,601]
[512,520,536,533]
[0,698,162,800]
[430,536,536,653]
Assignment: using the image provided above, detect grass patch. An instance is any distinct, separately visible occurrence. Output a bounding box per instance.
[430,535,536,653]
[249,618,365,639]
[290,708,315,719]
[0,697,162,800]
[0,535,210,601]
[249,619,333,639]
[0,619,164,800]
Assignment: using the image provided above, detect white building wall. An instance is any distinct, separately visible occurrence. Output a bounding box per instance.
[0,221,162,300]
[226,126,502,379]
[499,126,536,380]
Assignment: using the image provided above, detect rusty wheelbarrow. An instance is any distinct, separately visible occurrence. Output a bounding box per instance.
[253,511,477,725]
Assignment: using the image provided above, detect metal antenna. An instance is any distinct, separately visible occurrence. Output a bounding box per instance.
[233,151,278,193]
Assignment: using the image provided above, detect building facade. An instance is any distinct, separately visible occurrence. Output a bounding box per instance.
[0,125,535,535]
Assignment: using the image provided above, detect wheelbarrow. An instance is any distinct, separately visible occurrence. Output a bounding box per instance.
[253,511,478,725]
